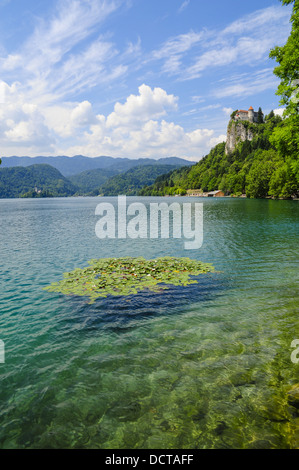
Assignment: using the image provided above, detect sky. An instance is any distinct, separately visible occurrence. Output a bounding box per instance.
[0,0,292,161]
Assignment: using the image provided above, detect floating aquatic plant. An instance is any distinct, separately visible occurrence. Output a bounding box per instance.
[44,257,215,303]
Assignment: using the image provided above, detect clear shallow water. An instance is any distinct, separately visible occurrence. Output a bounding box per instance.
[0,197,298,449]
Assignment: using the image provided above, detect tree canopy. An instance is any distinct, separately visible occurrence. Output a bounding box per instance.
[269,0,299,187]
[0,164,78,198]
[270,0,299,117]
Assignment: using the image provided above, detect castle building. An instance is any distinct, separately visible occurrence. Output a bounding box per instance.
[234,106,262,123]
[225,106,264,154]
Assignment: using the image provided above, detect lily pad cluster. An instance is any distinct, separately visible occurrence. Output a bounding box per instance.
[44,256,215,303]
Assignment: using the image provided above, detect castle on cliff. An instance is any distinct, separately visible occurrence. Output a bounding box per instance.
[233,106,263,123]
[225,106,264,154]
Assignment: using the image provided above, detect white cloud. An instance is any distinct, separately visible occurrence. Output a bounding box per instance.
[0,2,290,159]
[44,38,128,100]
[41,100,98,138]
[151,5,291,80]
[162,56,182,75]
[65,119,225,160]
[222,5,290,35]
[0,80,19,103]
[0,0,130,104]
[1,54,22,71]
[184,47,238,80]
[213,68,279,99]
[63,87,225,160]
[178,1,190,14]
[151,31,204,75]
[0,82,224,159]
[71,101,97,127]
[0,82,55,152]
[274,108,285,117]
[191,96,205,104]
[153,31,203,60]
[106,84,178,128]
[26,0,121,68]
[198,104,222,112]
[223,107,233,116]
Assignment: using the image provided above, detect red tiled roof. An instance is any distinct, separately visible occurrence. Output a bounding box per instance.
[248,106,254,110]
[238,110,248,113]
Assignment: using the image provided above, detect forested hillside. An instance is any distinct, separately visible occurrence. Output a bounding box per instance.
[139,111,299,198]
[98,164,178,196]
[0,164,77,198]
[68,168,118,195]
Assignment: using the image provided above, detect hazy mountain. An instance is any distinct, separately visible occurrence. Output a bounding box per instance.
[0,155,194,177]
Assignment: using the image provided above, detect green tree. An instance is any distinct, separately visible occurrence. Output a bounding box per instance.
[257,107,264,124]
[246,156,274,198]
[266,110,275,121]
[269,0,299,194]
[269,161,298,198]
[269,0,299,116]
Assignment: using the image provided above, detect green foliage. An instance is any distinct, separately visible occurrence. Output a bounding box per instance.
[269,161,298,198]
[0,164,78,198]
[269,115,299,173]
[68,168,118,195]
[44,256,215,304]
[257,107,264,124]
[268,0,299,193]
[246,149,279,198]
[270,0,299,117]
[98,164,178,196]
[21,189,54,198]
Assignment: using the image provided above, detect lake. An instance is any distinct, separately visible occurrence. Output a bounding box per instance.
[0,196,298,449]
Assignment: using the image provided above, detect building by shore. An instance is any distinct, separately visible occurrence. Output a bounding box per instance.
[187,189,225,197]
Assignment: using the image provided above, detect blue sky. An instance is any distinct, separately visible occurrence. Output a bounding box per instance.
[0,0,292,160]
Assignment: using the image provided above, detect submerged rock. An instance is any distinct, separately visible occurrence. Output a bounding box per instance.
[214,421,228,436]
[229,370,256,387]
[286,385,299,449]
[247,439,274,449]
[287,384,299,409]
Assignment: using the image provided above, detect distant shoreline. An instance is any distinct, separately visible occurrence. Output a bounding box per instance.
[1,194,298,201]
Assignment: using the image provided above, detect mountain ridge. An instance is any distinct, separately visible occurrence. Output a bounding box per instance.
[0,155,194,177]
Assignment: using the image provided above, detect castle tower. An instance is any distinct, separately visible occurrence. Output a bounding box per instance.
[248,106,254,123]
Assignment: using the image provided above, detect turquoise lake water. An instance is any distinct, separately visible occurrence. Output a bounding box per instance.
[0,197,298,449]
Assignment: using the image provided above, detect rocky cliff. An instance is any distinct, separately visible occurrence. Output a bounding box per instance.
[225,120,256,154]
